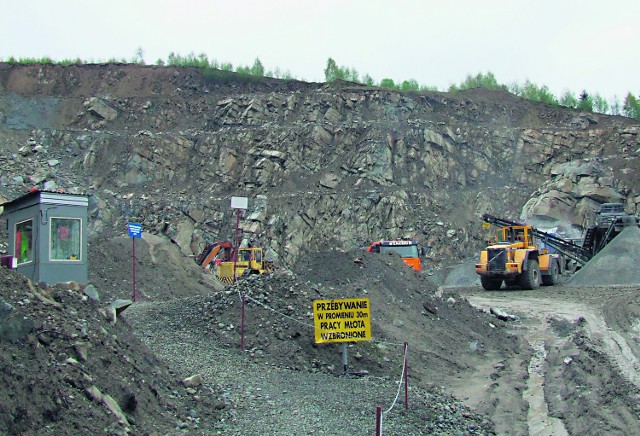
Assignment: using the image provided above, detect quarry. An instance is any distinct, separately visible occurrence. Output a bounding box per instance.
[1,63,640,434]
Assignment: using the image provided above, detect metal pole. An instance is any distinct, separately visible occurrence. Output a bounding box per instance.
[132,237,137,302]
[233,209,241,282]
[404,341,409,410]
[375,405,382,436]
[342,342,348,375]
[241,293,246,351]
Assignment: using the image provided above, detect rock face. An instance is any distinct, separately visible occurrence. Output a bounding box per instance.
[521,158,631,227]
[1,63,639,267]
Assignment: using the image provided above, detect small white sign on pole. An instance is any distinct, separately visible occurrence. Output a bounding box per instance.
[231,196,248,210]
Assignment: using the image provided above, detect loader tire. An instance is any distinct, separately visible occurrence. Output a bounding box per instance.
[519,259,541,290]
[541,261,559,286]
[480,276,503,291]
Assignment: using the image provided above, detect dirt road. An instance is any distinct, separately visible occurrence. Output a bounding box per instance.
[454,284,640,435]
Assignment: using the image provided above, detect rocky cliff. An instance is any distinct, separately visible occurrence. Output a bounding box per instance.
[1,63,639,266]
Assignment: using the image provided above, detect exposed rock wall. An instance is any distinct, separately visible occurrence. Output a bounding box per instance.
[1,63,639,267]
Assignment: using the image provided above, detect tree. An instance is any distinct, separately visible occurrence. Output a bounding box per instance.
[610,96,621,116]
[623,93,640,120]
[456,71,502,91]
[324,57,356,82]
[345,67,359,83]
[362,74,375,86]
[281,70,294,80]
[400,79,419,91]
[250,58,265,76]
[133,47,145,65]
[420,84,439,92]
[592,94,609,114]
[536,85,557,105]
[197,53,210,68]
[578,90,593,111]
[521,80,557,105]
[324,58,341,82]
[508,82,523,96]
[379,78,396,89]
[559,90,579,108]
[235,65,251,75]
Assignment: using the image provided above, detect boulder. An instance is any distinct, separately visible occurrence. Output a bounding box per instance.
[85,97,118,121]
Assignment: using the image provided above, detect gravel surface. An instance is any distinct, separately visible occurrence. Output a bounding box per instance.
[124,297,493,435]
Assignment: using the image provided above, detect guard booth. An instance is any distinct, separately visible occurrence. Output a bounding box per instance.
[0,190,88,284]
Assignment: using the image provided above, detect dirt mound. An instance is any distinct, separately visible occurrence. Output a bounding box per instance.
[568,226,640,286]
[0,235,524,433]
[195,249,522,391]
[122,247,522,433]
[88,233,221,303]
[0,267,226,434]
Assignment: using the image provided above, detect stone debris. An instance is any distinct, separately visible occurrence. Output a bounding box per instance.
[490,307,516,321]
[85,385,130,426]
[182,374,204,387]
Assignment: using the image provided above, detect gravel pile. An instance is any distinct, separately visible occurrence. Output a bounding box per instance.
[569,226,640,286]
[124,295,494,435]
[442,261,481,287]
[2,234,521,434]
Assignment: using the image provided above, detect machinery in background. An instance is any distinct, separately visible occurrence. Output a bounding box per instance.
[475,214,592,290]
[195,241,272,284]
[581,202,640,257]
[366,240,425,271]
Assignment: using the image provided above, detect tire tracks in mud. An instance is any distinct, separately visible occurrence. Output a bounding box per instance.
[456,286,640,435]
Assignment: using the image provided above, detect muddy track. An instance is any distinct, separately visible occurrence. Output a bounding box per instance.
[455,284,640,435]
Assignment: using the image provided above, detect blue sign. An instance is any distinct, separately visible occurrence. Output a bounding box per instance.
[127,222,143,238]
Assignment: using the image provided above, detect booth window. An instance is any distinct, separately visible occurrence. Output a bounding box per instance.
[15,219,34,265]
[50,218,81,261]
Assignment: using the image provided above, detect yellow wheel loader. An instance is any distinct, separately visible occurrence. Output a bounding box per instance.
[475,214,591,290]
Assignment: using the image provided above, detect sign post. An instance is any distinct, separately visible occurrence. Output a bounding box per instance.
[127,222,143,302]
[230,196,248,350]
[313,298,372,374]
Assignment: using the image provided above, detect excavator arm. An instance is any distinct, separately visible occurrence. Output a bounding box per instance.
[195,241,233,270]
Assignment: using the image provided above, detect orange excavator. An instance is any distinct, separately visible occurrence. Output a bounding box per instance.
[195,241,234,272]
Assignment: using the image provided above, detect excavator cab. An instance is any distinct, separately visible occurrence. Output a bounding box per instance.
[196,242,272,284]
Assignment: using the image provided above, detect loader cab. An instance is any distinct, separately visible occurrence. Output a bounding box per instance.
[498,226,533,247]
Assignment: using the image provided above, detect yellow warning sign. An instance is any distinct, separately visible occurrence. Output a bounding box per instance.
[313,298,372,344]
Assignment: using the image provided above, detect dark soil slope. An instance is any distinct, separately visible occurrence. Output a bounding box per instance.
[0,267,225,434]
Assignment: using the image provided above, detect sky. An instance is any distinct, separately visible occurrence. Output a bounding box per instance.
[1,0,638,100]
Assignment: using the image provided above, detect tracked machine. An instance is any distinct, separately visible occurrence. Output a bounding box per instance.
[195,241,272,284]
